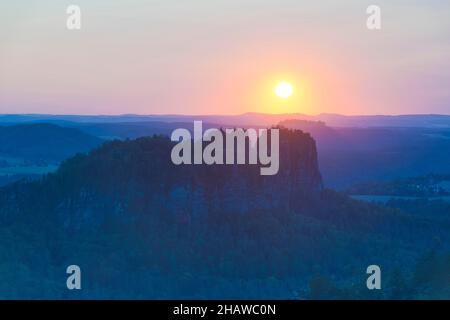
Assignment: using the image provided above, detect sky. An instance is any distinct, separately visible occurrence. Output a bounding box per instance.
[0,0,449,116]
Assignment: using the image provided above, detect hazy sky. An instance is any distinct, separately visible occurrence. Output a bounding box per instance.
[0,0,449,115]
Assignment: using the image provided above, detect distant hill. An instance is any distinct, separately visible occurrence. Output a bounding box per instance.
[73,121,231,140]
[311,113,450,128]
[0,123,103,162]
[1,112,450,128]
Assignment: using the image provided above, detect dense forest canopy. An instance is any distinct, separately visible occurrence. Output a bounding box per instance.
[0,129,449,299]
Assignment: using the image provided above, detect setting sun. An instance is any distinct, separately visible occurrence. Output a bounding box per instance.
[275,82,293,99]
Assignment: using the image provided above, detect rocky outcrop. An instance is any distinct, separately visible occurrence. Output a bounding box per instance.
[0,128,323,227]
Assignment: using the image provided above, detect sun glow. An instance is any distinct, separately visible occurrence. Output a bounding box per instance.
[275,82,293,99]
[245,71,317,114]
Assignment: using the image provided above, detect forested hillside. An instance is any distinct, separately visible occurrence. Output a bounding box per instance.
[0,129,449,299]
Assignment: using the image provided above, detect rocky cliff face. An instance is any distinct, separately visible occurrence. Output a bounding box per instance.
[0,128,323,228]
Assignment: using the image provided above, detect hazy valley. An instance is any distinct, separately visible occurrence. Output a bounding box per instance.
[0,113,449,299]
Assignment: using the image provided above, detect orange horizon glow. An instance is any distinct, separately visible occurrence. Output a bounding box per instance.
[1,2,449,116]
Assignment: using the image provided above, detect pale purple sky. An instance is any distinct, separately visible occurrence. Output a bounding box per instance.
[0,0,449,115]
